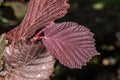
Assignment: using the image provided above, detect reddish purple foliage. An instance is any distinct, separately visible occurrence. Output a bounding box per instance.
[1,0,99,79]
[7,0,69,42]
[42,22,99,68]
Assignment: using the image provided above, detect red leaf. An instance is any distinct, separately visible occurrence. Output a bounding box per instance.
[7,0,69,42]
[43,22,99,68]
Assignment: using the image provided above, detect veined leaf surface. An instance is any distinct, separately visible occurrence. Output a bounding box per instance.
[43,22,99,68]
[7,0,69,42]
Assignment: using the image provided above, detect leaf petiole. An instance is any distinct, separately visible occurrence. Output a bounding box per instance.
[33,28,46,41]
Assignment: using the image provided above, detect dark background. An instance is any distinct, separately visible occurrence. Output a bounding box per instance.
[0,0,120,80]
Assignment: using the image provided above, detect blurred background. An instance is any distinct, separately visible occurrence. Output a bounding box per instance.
[0,0,120,80]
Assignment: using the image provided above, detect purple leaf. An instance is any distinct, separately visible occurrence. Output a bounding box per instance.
[2,40,55,80]
[43,22,99,68]
[7,0,69,42]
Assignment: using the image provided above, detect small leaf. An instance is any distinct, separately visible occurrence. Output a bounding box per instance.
[2,40,55,80]
[43,22,99,68]
[7,0,70,42]
[5,52,55,80]
[2,40,43,68]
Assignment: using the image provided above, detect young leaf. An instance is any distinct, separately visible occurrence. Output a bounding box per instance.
[2,39,55,80]
[2,40,43,68]
[5,52,55,80]
[7,0,69,42]
[43,22,99,68]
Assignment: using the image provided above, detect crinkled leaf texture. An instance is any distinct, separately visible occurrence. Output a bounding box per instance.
[1,0,99,79]
[43,22,99,68]
[2,40,55,80]
[7,0,69,42]
[1,0,69,79]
